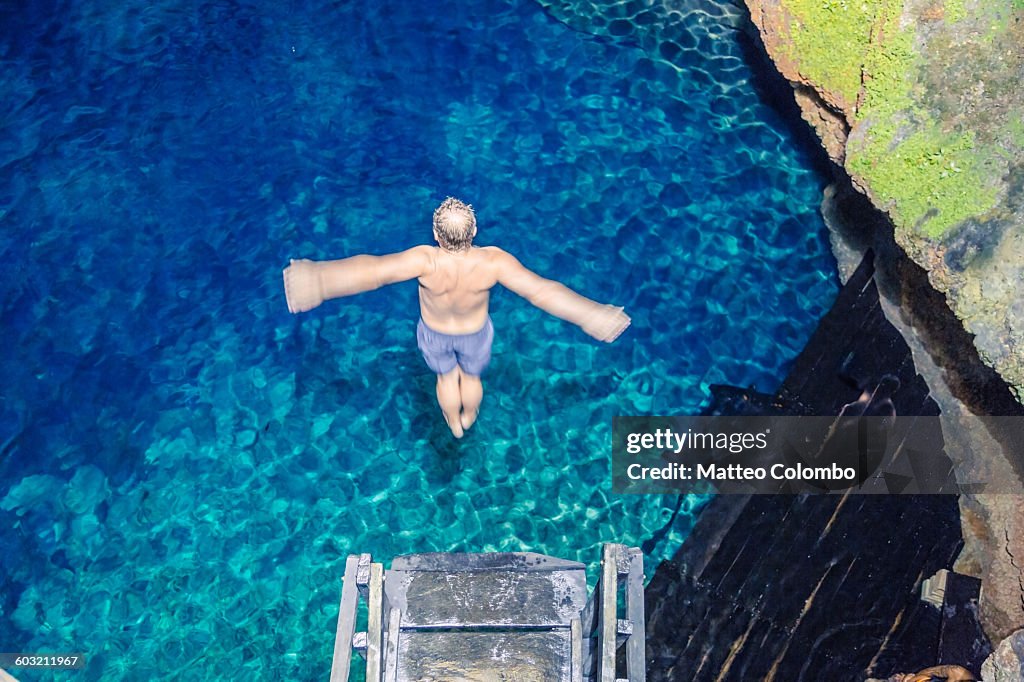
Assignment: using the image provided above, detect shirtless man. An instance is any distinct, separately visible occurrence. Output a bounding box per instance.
[283,197,630,437]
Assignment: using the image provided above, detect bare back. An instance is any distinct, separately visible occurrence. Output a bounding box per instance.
[417,246,501,335]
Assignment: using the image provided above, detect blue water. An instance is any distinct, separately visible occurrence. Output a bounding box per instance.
[0,0,837,678]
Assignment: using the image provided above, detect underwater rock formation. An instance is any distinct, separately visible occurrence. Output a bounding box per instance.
[743,0,1024,404]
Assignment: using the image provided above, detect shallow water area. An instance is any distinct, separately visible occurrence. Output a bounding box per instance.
[1,0,837,678]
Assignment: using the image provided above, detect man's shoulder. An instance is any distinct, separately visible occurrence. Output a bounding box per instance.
[472,246,515,270]
[405,244,439,265]
[475,245,513,261]
[473,247,528,282]
[408,244,438,257]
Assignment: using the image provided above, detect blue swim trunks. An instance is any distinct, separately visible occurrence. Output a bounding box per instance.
[416,316,494,376]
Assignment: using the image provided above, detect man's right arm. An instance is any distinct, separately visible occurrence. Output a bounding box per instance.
[283,247,432,313]
[492,249,630,342]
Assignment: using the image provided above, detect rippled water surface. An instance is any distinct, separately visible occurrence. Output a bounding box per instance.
[0,0,837,678]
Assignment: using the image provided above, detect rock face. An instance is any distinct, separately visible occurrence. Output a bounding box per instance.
[821,178,1024,643]
[745,0,1024,647]
[981,629,1024,681]
[957,494,1024,644]
[743,0,1024,403]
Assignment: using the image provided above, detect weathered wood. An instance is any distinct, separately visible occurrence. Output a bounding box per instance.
[329,555,361,682]
[581,585,598,634]
[615,549,631,577]
[582,635,595,679]
[383,608,400,682]
[624,547,646,682]
[333,547,646,682]
[391,551,584,573]
[386,567,587,628]
[598,544,619,682]
[616,618,633,647]
[366,562,384,681]
[571,617,583,682]
[395,630,572,682]
[356,553,372,598]
[581,585,598,678]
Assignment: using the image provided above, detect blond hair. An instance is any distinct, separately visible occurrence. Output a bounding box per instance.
[433,197,476,252]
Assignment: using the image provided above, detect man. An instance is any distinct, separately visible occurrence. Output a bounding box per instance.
[283,197,630,437]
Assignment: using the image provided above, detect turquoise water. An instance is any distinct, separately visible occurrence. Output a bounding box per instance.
[0,0,837,678]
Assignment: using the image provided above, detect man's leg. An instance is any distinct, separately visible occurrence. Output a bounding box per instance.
[458,366,483,431]
[452,317,492,432]
[435,368,464,438]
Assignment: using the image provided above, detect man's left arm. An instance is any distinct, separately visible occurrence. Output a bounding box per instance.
[492,249,630,342]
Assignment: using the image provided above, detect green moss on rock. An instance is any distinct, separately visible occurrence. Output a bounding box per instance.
[848,126,1000,237]
[945,0,968,22]
[776,0,1018,238]
[751,0,1024,402]
[778,0,889,108]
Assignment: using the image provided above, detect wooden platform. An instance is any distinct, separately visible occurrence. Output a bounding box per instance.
[387,552,588,629]
[330,545,646,682]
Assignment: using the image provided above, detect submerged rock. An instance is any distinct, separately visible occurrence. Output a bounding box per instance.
[63,465,110,515]
[0,474,64,513]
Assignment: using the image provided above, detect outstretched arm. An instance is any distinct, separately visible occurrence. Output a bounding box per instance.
[493,249,630,342]
[283,246,432,313]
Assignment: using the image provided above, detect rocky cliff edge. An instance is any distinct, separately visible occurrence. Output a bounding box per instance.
[744,0,1024,403]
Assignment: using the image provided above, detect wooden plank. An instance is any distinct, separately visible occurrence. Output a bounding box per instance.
[356,553,372,598]
[598,544,619,682]
[329,555,361,682]
[616,618,633,645]
[383,608,401,682]
[365,563,384,682]
[615,548,631,577]
[387,568,587,628]
[579,552,600,675]
[582,630,595,678]
[391,551,585,573]
[395,630,572,682]
[580,585,598,634]
[571,617,584,682]
[624,547,646,682]
[581,579,598,676]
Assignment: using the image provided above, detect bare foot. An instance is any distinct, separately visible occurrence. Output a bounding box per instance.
[443,411,464,438]
[460,409,478,431]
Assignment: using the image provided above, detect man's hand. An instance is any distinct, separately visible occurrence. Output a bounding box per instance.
[581,304,631,343]
[283,259,325,313]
